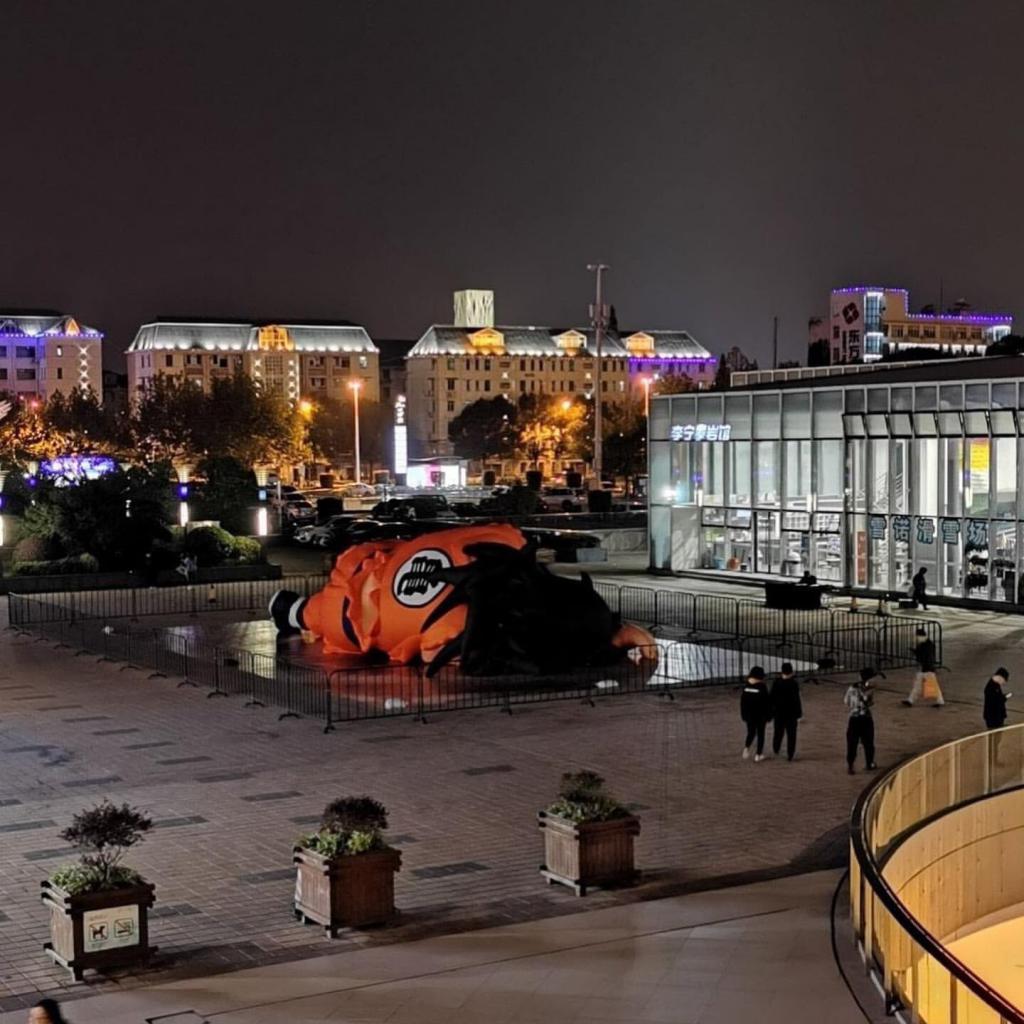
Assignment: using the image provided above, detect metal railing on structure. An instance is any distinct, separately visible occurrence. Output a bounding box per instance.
[850,724,1024,1022]
[7,574,329,627]
[594,582,941,670]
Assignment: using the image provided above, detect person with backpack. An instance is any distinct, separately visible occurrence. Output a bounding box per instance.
[770,662,803,761]
[845,668,878,774]
[902,627,944,707]
[741,665,773,762]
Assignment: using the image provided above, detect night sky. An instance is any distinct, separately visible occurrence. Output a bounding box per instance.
[3,1,1022,368]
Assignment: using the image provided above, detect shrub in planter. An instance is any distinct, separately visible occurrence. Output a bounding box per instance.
[183,525,235,567]
[41,801,156,980]
[294,796,400,936]
[538,771,640,896]
[230,535,263,564]
[13,553,100,576]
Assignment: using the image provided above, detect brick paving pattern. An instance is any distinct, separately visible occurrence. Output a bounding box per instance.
[0,585,1014,1012]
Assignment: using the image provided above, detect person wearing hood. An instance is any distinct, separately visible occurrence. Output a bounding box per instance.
[845,667,878,774]
[741,666,772,762]
[770,662,802,761]
[984,668,1011,730]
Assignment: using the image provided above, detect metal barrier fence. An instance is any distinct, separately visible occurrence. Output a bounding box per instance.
[7,574,329,627]
[594,583,941,669]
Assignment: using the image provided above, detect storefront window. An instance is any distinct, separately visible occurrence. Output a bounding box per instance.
[753,394,780,439]
[869,439,889,513]
[869,516,889,590]
[965,438,990,517]
[941,439,964,517]
[782,392,810,437]
[991,521,1017,603]
[813,531,842,581]
[815,440,844,510]
[670,442,694,504]
[784,440,811,509]
[939,520,963,599]
[650,398,672,440]
[729,442,751,505]
[781,531,809,577]
[755,510,780,574]
[753,441,779,506]
[812,391,843,437]
[892,440,909,513]
[702,525,726,569]
[912,438,938,516]
[725,394,752,438]
[650,440,671,504]
[728,527,753,570]
[703,443,725,505]
[850,440,866,511]
[994,438,1016,518]
[964,519,990,600]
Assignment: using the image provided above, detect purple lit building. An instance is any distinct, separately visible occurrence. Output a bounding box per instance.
[0,313,104,401]
[406,289,716,458]
[814,286,1012,365]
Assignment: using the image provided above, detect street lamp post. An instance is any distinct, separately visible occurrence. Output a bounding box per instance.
[349,379,362,484]
[641,376,653,421]
[587,263,609,488]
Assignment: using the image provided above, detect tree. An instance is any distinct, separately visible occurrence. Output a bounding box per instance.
[448,397,517,461]
[45,389,124,455]
[306,398,353,467]
[59,800,152,890]
[130,375,207,464]
[515,396,589,468]
[654,372,697,395]
[357,401,393,478]
[807,338,831,367]
[602,399,646,485]
[195,456,256,534]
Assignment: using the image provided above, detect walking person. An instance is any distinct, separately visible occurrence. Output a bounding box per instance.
[911,566,929,610]
[29,998,70,1023]
[903,627,944,707]
[984,667,1011,729]
[845,668,878,775]
[741,665,773,762]
[771,662,802,761]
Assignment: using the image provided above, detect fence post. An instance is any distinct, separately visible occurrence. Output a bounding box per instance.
[415,668,427,724]
[177,638,198,688]
[189,585,197,618]
[323,672,335,733]
[208,647,228,698]
[130,587,138,622]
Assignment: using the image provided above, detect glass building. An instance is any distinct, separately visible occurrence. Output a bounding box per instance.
[649,358,1024,605]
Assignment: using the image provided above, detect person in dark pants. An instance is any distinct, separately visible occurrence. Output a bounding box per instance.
[771,662,803,761]
[903,627,944,707]
[984,667,1011,729]
[911,567,929,610]
[741,665,772,762]
[845,668,877,774]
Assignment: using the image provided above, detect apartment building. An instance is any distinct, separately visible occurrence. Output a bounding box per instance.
[0,313,103,401]
[406,290,716,456]
[126,320,379,404]
[816,286,1012,365]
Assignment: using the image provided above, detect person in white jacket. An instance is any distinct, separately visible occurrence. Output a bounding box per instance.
[845,668,878,774]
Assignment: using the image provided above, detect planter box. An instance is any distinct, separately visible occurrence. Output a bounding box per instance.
[538,811,640,896]
[293,846,401,936]
[40,880,156,981]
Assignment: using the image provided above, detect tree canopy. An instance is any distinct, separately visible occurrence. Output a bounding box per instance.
[448,396,517,461]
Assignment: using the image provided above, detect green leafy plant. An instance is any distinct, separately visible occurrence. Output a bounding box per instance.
[299,796,389,858]
[52,801,153,893]
[547,770,628,824]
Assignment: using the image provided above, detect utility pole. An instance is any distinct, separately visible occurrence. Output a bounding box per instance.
[772,315,779,370]
[587,263,609,487]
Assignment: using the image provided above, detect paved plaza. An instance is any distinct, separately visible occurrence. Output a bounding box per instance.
[0,566,1019,1015]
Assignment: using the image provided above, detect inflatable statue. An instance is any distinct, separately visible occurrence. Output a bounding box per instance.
[269,523,655,676]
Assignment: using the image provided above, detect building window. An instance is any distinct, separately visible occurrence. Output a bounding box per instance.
[447,400,455,412]
[484,380,491,392]
[519,359,525,371]
[56,367,63,380]
[484,359,491,371]
[15,346,34,359]
[446,378,456,391]
[165,354,174,367]
[908,326,920,337]
[446,358,456,370]
[16,368,35,381]
[0,369,7,380]
[56,346,63,356]
[0,347,6,358]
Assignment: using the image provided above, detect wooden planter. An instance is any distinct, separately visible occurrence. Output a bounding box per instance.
[293,845,401,936]
[538,811,641,896]
[40,879,156,981]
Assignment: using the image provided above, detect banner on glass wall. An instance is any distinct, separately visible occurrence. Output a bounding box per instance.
[966,519,989,550]
[940,518,961,545]
[892,516,911,543]
[868,515,887,540]
[916,517,935,545]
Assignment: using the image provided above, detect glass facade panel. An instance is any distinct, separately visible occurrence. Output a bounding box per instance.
[729,442,751,505]
[992,521,1018,602]
[697,394,723,424]
[725,393,751,438]
[867,388,889,412]
[965,383,989,409]
[755,511,780,574]
[784,440,812,508]
[869,440,889,513]
[942,439,964,517]
[965,439,990,517]
[995,438,1016,517]
[990,409,1016,435]
[915,386,937,410]
[754,441,779,506]
[816,440,844,510]
[651,440,671,503]
[913,412,937,436]
[964,411,988,435]
[782,392,811,437]
[670,443,694,504]
[965,519,989,600]
[651,397,671,439]
[913,439,938,516]
[845,389,865,412]
[672,395,696,424]
[812,390,843,437]
[940,385,962,410]
[992,382,1016,409]
[891,387,912,411]
[892,440,909,513]
[703,442,725,505]
[938,412,962,435]
[753,394,780,438]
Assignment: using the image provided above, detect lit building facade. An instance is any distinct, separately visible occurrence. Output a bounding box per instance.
[0,313,103,401]
[406,290,716,456]
[818,286,1012,365]
[126,320,379,404]
[650,356,1024,606]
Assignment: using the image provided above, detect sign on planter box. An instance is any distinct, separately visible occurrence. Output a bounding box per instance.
[82,904,139,952]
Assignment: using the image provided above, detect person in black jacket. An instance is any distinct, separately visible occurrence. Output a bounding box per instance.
[902,627,944,707]
[741,665,773,762]
[771,662,803,761]
[984,667,1010,729]
[911,567,929,610]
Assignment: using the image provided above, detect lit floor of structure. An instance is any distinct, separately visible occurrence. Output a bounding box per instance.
[944,906,1024,1014]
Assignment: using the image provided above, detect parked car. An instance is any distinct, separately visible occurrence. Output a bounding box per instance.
[539,487,584,512]
[282,498,316,526]
[309,517,459,552]
[371,495,451,521]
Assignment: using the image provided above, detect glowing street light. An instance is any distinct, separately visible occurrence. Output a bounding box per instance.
[349,379,362,484]
[641,376,653,420]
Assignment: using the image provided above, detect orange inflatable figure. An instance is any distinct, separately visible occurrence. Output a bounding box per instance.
[270,523,654,675]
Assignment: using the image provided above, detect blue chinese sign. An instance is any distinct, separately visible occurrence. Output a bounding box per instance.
[669,423,732,442]
[868,515,887,540]
[892,515,911,543]
[940,518,961,545]
[916,517,935,545]
[966,519,989,550]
